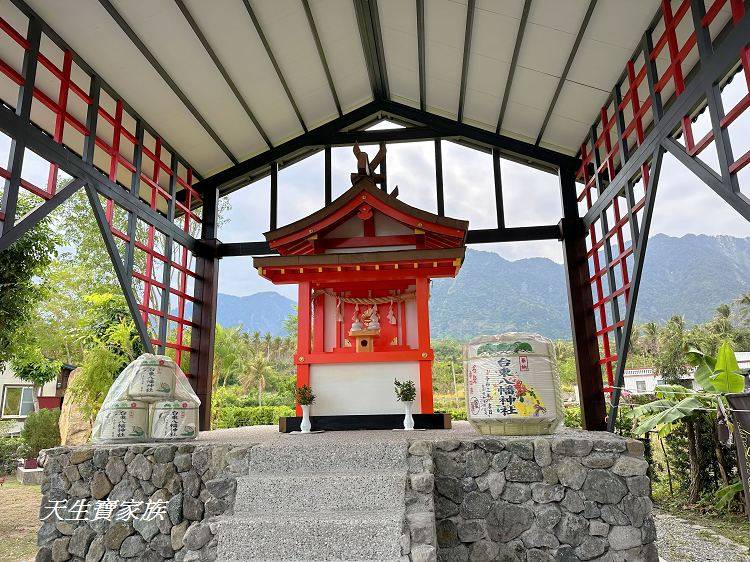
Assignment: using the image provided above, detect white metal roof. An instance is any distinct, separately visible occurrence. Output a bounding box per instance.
[5,0,734,181]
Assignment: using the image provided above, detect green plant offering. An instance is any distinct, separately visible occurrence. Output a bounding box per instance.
[20,408,61,459]
[394,379,416,402]
[477,341,533,356]
[295,384,315,406]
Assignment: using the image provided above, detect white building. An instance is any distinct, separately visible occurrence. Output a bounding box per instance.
[0,364,57,420]
[622,368,659,395]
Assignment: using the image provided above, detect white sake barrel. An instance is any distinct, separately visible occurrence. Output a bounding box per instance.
[464,333,564,435]
[150,400,199,440]
[97,400,148,442]
[128,357,176,402]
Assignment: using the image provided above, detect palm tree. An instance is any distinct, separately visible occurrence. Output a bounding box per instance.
[272,336,283,362]
[213,325,245,386]
[240,352,274,406]
[736,292,750,325]
[641,322,659,357]
[250,331,261,354]
[716,303,732,320]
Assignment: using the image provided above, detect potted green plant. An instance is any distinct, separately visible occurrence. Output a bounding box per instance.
[295,384,315,433]
[394,379,417,430]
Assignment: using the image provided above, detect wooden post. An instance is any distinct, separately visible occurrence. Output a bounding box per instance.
[415,277,433,413]
[189,185,220,431]
[559,167,606,430]
[296,281,312,415]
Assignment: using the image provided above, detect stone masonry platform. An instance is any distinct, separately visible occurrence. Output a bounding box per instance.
[36,422,657,561]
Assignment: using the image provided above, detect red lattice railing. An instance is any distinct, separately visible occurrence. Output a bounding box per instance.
[0,7,202,367]
[577,0,750,388]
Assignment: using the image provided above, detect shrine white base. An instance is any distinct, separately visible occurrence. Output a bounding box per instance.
[309,361,421,415]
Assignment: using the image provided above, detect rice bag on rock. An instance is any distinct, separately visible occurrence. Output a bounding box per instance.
[91,353,200,443]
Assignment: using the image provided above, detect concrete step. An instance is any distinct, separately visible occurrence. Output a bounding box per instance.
[216,511,404,561]
[247,441,407,473]
[234,470,406,513]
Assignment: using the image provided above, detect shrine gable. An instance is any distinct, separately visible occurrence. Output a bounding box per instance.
[266,180,468,256]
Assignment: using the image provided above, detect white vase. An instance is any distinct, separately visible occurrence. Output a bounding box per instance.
[403,401,415,431]
[300,404,312,433]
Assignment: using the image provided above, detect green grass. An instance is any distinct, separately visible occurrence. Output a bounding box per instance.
[0,479,41,562]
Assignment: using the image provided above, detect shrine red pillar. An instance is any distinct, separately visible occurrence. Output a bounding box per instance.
[296,281,312,416]
[415,277,433,413]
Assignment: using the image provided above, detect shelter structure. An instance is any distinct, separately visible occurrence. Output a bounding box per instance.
[0,0,749,432]
[254,145,467,428]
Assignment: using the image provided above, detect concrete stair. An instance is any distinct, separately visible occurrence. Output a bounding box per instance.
[234,470,406,513]
[216,441,409,561]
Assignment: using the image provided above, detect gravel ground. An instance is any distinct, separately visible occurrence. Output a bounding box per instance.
[655,509,750,561]
[193,420,626,446]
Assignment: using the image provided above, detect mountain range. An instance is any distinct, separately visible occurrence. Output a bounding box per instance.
[215,234,750,340]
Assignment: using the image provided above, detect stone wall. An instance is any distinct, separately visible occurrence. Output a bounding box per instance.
[416,432,657,562]
[404,439,439,561]
[36,430,657,562]
[36,443,251,562]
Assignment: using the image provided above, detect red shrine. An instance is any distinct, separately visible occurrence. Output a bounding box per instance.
[254,146,468,428]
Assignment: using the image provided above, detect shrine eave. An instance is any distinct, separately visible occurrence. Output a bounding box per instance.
[253,247,465,284]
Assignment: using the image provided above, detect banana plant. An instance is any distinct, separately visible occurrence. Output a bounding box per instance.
[687,341,745,394]
[714,480,745,511]
[629,341,744,436]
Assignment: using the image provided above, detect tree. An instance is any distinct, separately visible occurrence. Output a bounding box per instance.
[655,315,688,384]
[213,325,246,386]
[10,332,61,409]
[630,341,744,504]
[736,292,750,326]
[284,310,298,340]
[0,198,58,365]
[641,322,660,356]
[240,353,275,406]
[65,293,143,422]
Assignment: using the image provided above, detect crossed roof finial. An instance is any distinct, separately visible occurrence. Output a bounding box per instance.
[351,143,386,187]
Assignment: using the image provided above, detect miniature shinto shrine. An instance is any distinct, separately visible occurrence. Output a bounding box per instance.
[1,0,749,434]
[254,146,467,430]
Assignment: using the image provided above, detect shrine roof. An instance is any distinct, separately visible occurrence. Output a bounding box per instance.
[253,246,464,269]
[264,177,469,247]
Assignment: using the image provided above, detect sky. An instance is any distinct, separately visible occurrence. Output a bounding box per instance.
[3,69,749,303]
[217,76,750,301]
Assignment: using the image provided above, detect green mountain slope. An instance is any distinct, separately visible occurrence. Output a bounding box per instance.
[216,234,750,340]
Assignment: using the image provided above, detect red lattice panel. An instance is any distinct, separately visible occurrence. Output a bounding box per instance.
[679,0,750,178]
[575,0,750,388]
[578,133,652,390]
[0,11,201,366]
